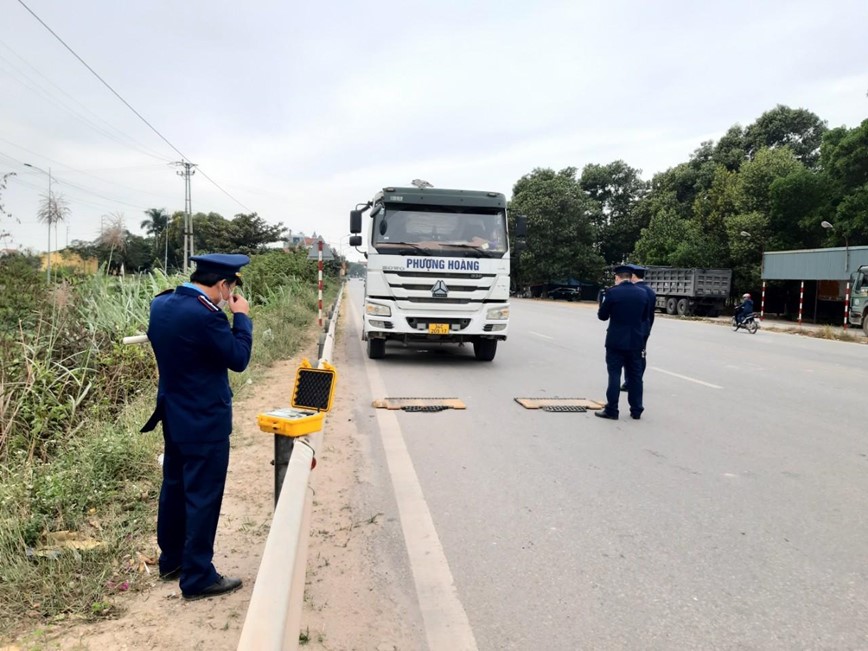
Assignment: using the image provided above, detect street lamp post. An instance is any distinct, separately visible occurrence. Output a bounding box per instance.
[822,220,851,329]
[821,220,849,274]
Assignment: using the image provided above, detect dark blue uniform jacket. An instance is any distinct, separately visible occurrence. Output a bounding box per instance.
[598,281,652,350]
[141,285,253,442]
[634,280,656,338]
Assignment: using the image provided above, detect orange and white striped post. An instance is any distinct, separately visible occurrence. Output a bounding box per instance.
[844,281,850,330]
[798,281,804,325]
[317,240,324,327]
[760,281,766,321]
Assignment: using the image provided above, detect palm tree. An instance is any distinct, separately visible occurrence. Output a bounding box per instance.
[36,190,70,282]
[141,208,169,270]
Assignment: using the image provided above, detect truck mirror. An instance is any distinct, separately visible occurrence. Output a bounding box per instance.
[514,214,528,238]
[350,210,362,234]
[349,235,362,247]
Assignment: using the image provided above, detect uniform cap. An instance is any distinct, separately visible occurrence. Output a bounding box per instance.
[627,264,646,273]
[190,253,250,285]
[613,264,633,274]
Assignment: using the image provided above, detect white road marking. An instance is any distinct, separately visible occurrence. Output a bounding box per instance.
[650,367,723,389]
[348,297,478,651]
[529,331,554,340]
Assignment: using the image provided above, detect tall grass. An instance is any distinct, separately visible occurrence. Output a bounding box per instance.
[0,254,334,639]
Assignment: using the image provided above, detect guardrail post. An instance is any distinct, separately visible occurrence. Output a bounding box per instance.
[274,437,294,507]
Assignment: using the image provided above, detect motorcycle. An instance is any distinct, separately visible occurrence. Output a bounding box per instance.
[731,312,760,334]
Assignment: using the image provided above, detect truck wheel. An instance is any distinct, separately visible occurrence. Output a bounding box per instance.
[665,298,677,315]
[367,338,385,359]
[676,298,690,316]
[473,338,497,361]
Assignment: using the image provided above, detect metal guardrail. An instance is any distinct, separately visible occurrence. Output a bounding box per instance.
[237,285,343,651]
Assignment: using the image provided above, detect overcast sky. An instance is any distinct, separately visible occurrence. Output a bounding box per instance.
[1,0,866,261]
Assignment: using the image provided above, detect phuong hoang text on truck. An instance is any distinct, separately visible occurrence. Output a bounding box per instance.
[348,186,525,361]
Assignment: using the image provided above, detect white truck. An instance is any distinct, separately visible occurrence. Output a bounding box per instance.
[349,185,524,361]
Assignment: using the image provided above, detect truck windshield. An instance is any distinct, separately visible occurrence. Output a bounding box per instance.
[853,270,867,295]
[372,205,507,257]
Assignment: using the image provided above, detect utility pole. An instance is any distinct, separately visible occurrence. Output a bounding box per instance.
[173,161,197,273]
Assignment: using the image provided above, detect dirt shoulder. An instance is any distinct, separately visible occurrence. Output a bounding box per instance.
[13,315,414,650]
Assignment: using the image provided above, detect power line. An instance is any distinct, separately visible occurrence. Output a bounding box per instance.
[15,0,193,164]
[15,0,255,214]
[0,42,173,163]
[196,168,252,213]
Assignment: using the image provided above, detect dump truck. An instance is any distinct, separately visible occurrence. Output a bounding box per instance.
[348,185,525,361]
[643,267,732,316]
[849,264,868,334]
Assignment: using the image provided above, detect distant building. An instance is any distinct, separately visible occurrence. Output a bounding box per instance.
[40,250,99,274]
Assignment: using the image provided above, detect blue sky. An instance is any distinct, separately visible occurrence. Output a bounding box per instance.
[1,0,866,259]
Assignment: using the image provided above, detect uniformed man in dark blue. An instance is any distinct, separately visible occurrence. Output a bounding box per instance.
[141,253,253,600]
[596,264,652,421]
[621,264,656,392]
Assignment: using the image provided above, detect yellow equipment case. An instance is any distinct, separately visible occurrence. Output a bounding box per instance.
[257,359,337,437]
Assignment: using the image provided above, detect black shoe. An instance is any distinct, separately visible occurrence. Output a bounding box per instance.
[159,566,181,581]
[594,410,618,420]
[620,383,628,392]
[182,575,242,601]
[630,413,642,420]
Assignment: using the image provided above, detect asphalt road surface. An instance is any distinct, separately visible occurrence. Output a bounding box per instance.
[339,280,867,650]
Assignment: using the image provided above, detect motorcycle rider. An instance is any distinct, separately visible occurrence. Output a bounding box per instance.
[735,293,754,324]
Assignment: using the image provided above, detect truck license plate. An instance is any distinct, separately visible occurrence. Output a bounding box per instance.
[428,323,450,334]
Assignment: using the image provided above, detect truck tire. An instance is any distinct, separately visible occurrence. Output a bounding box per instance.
[367,337,385,359]
[665,297,677,315]
[676,298,690,316]
[473,338,497,361]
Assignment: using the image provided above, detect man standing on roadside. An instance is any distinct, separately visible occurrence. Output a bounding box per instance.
[621,264,656,392]
[596,264,652,421]
[141,253,253,600]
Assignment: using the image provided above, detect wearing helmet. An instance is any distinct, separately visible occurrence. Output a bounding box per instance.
[742,293,751,299]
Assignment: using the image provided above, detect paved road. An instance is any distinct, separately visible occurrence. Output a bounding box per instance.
[339,280,868,650]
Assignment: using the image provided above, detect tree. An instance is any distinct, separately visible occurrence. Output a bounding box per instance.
[36,190,70,282]
[510,167,605,287]
[141,208,170,270]
[744,105,828,168]
[579,160,649,265]
[713,125,748,171]
[0,172,16,246]
[228,213,286,254]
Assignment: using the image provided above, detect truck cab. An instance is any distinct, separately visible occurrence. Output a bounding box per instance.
[849,265,868,334]
[349,186,522,361]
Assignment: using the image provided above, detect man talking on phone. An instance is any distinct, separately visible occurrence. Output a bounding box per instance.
[141,253,253,600]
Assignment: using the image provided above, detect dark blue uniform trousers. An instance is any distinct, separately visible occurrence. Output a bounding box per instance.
[158,437,229,594]
[606,347,644,417]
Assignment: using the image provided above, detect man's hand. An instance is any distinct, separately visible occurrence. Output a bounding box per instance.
[229,293,250,315]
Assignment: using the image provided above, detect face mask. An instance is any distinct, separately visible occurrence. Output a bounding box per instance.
[216,282,230,310]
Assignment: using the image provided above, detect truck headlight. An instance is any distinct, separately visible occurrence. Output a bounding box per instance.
[366,303,391,317]
[486,306,510,320]
[854,297,862,307]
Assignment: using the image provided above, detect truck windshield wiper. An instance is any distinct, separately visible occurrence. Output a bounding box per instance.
[379,241,431,255]
[439,243,492,257]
